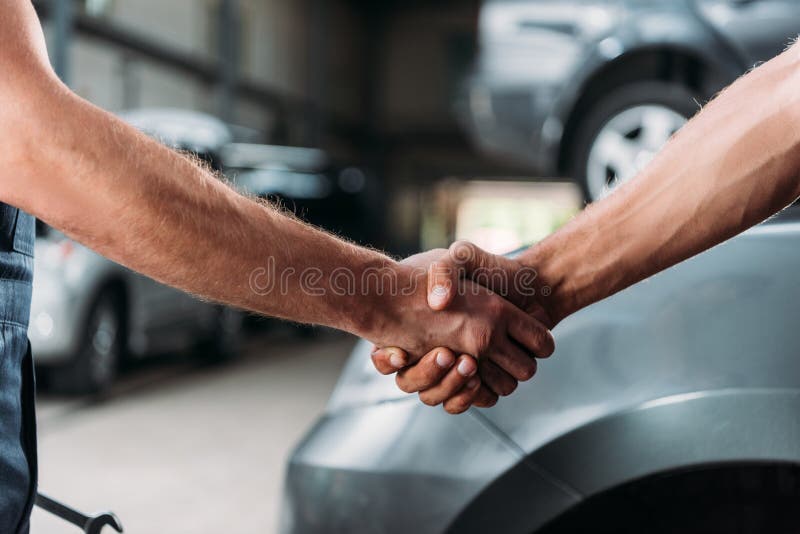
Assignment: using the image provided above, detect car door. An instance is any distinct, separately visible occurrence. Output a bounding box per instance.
[127,270,199,354]
[695,0,800,64]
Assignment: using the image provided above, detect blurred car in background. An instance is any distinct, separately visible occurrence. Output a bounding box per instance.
[283,208,800,534]
[32,108,377,393]
[459,0,800,201]
[223,143,377,248]
[30,109,244,394]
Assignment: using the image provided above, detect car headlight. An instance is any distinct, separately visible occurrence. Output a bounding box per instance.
[325,339,411,413]
[33,311,55,338]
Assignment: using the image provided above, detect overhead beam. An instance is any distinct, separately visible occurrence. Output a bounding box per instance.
[31,0,358,144]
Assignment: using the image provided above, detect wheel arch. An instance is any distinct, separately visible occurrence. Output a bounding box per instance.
[556,43,737,176]
[549,0,752,177]
[446,389,800,534]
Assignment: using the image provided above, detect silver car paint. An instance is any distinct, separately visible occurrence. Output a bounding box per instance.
[284,401,581,534]
[29,235,215,363]
[284,215,800,533]
[460,0,798,175]
[29,238,109,360]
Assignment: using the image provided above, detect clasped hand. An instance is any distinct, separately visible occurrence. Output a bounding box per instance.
[370,241,557,414]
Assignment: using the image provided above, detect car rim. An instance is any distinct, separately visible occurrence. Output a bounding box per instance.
[88,299,119,388]
[586,104,687,201]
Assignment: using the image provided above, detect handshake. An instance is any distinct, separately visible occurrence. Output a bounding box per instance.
[365,240,564,415]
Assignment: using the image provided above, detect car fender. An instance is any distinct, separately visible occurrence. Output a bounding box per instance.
[447,388,800,534]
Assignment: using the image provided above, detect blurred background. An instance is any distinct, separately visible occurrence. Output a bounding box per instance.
[26,1,799,533]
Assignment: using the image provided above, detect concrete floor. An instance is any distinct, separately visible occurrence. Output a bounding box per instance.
[30,331,354,534]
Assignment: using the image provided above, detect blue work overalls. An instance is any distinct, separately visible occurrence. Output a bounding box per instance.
[0,203,37,534]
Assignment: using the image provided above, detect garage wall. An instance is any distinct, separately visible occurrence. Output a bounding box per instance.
[43,0,363,136]
[379,4,477,134]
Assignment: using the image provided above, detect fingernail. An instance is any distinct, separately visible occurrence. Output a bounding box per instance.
[390,353,405,369]
[435,351,454,368]
[457,359,476,377]
[427,286,448,308]
[467,377,480,389]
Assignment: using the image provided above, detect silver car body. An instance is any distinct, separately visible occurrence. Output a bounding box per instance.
[29,109,230,364]
[283,211,800,533]
[461,0,800,175]
[29,233,217,363]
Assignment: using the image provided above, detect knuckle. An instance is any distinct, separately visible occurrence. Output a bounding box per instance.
[419,392,441,407]
[523,322,556,358]
[540,330,556,358]
[499,380,518,397]
[445,399,470,415]
[486,296,504,317]
[518,359,537,382]
[471,325,493,354]
[475,395,498,408]
[422,369,440,386]
[395,374,417,394]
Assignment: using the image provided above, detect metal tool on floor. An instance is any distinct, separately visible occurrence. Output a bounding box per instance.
[35,492,124,534]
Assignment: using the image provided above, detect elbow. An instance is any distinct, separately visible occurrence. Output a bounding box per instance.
[1,106,40,206]
[0,109,30,205]
[0,75,67,206]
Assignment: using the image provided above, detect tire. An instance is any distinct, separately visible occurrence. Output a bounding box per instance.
[570,81,700,203]
[196,306,244,363]
[49,288,124,395]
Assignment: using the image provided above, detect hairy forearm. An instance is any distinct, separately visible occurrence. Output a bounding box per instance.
[525,43,800,323]
[4,82,406,339]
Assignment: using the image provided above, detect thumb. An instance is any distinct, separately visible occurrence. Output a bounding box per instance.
[371,346,411,375]
[427,259,457,311]
[449,240,495,273]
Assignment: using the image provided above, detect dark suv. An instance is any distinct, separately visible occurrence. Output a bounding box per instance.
[458,0,800,201]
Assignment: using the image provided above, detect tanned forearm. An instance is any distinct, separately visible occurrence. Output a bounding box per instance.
[0,5,400,339]
[525,42,800,323]
[7,86,403,338]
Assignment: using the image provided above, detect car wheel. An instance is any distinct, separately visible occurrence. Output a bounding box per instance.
[49,288,124,395]
[196,306,244,363]
[571,81,699,203]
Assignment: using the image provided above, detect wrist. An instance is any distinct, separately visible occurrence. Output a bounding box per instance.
[521,238,582,326]
[349,260,422,343]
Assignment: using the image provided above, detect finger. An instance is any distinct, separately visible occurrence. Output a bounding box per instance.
[395,348,456,393]
[443,376,482,415]
[479,358,518,397]
[472,385,499,408]
[507,306,556,358]
[450,240,529,304]
[488,337,537,382]
[370,346,410,375]
[427,259,458,311]
[418,355,478,406]
[449,240,499,274]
